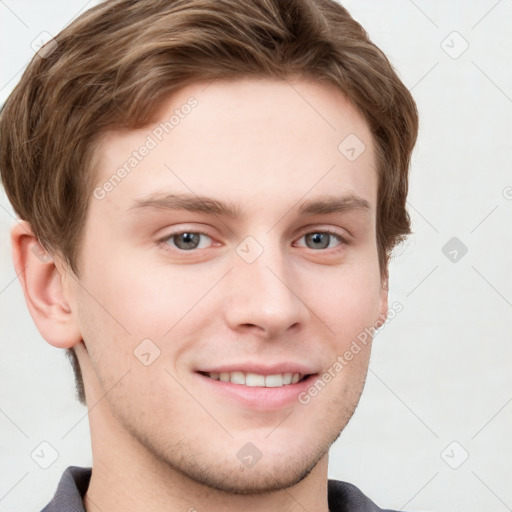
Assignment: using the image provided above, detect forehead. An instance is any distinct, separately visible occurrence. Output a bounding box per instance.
[91,77,376,218]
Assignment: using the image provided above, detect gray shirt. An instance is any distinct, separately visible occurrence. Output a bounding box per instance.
[40,466,399,511]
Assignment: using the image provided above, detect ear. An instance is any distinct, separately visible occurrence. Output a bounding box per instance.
[377,270,389,327]
[10,221,82,349]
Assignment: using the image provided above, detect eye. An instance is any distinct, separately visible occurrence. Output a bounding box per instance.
[163,232,214,251]
[295,230,346,250]
[158,229,346,254]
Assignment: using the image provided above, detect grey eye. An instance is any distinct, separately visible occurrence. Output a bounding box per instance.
[167,232,211,250]
[302,232,341,250]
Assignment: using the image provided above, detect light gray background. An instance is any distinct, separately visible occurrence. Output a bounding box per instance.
[1,1,511,511]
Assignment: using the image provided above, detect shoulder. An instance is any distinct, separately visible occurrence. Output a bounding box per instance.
[328,479,400,512]
[41,470,400,512]
[40,466,91,512]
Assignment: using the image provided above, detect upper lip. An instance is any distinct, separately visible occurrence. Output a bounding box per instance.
[196,362,317,376]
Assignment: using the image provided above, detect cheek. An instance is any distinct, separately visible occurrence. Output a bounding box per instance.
[300,268,379,414]
[78,244,209,341]
[312,261,383,339]
[74,250,229,394]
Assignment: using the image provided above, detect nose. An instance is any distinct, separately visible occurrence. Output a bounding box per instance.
[222,245,309,339]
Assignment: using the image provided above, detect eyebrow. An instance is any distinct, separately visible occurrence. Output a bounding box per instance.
[128,192,371,218]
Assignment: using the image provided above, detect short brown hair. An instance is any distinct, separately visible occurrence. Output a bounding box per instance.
[0,0,418,405]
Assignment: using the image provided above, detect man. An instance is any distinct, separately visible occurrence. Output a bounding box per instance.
[0,0,418,510]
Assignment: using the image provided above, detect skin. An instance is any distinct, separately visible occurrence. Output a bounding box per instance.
[12,77,388,512]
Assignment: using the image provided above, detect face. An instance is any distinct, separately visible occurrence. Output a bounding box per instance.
[69,77,387,493]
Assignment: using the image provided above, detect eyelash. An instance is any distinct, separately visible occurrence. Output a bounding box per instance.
[157,228,348,254]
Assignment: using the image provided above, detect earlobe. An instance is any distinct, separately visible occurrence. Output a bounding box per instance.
[378,276,389,327]
[10,221,82,349]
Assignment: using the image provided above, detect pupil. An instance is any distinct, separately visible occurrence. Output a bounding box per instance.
[306,233,329,249]
[175,232,200,249]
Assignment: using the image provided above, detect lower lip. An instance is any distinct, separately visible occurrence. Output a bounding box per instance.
[195,372,317,410]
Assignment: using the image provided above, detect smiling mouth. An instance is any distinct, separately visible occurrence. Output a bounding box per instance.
[198,371,312,387]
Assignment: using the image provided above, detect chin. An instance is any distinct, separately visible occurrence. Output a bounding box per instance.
[179,450,323,496]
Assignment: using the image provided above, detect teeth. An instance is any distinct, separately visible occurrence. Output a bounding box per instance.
[282,373,292,385]
[230,371,245,385]
[205,371,304,387]
[246,373,265,386]
[264,374,283,387]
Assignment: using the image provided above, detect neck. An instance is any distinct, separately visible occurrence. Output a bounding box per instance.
[84,403,330,512]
